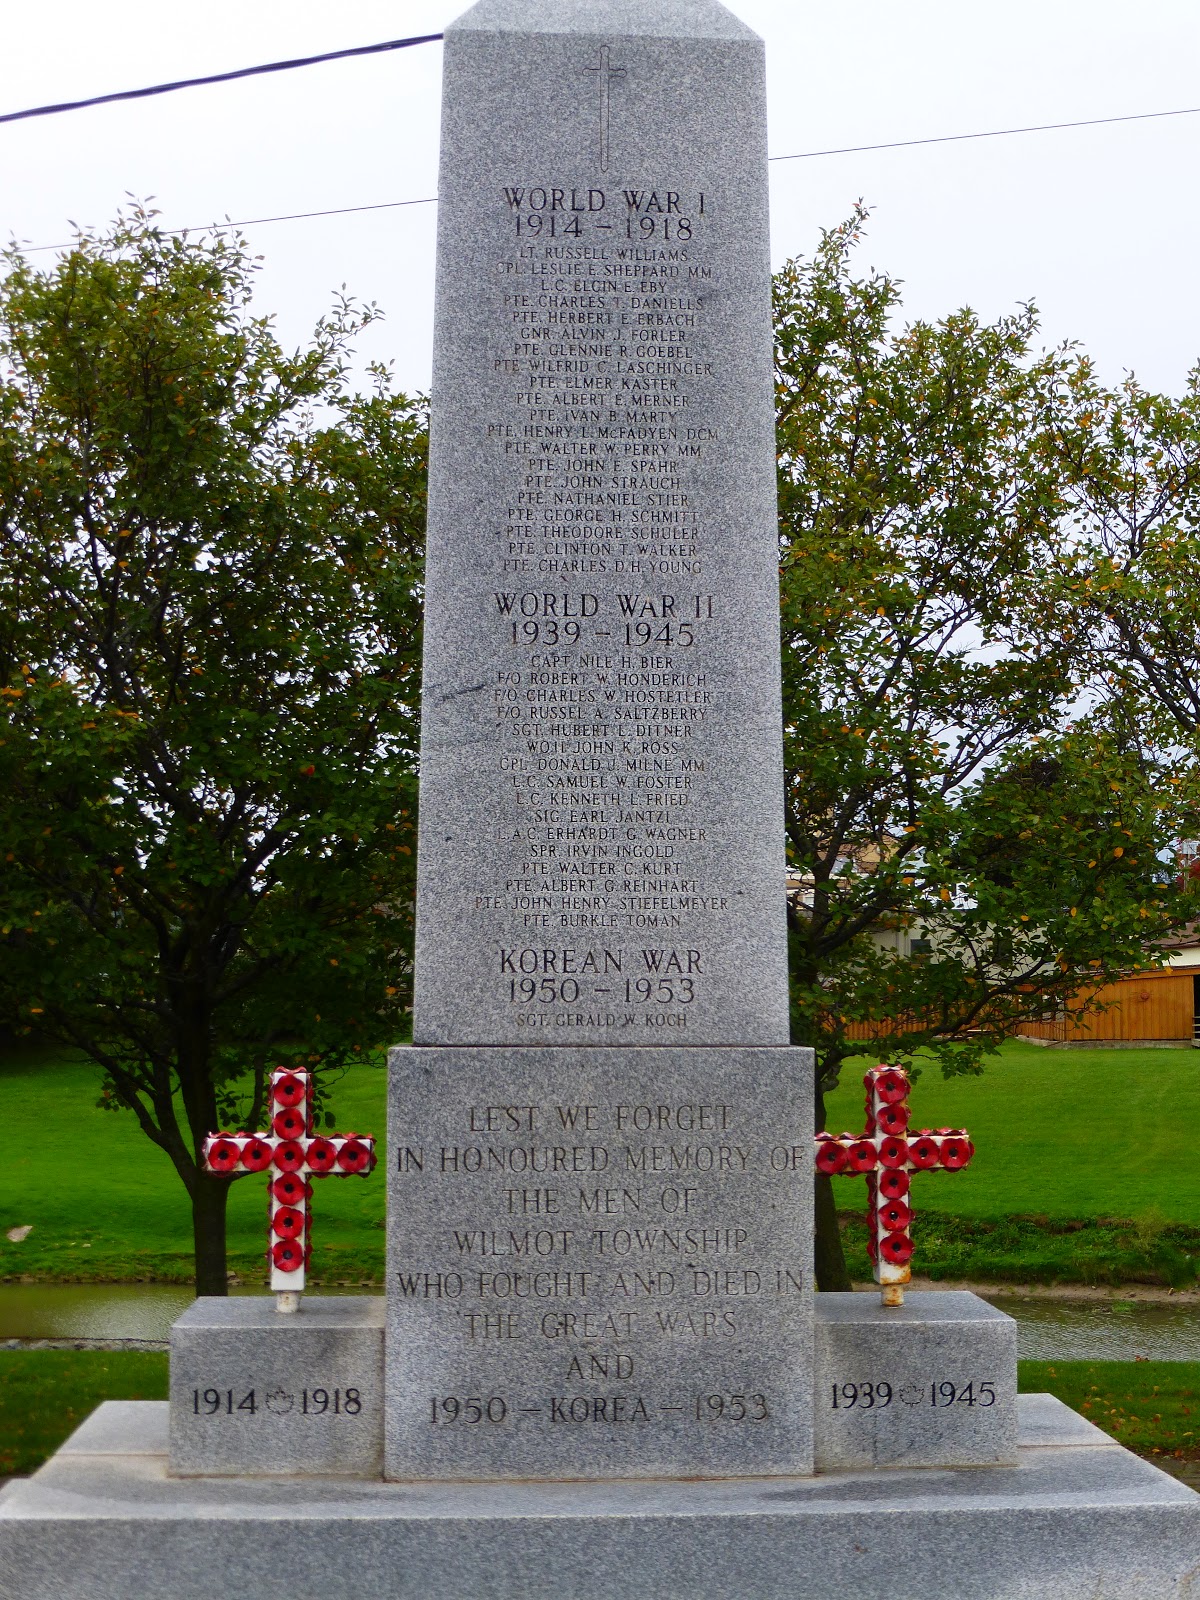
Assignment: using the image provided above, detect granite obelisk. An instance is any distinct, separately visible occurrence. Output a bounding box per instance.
[385,0,816,1482]
[412,4,789,1048]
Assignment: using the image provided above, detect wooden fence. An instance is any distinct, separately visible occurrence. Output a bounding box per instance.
[838,967,1198,1047]
[1017,968,1196,1045]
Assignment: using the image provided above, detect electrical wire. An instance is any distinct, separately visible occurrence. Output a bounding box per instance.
[768,102,1200,162]
[0,34,444,126]
[1,28,1195,159]
[12,95,1200,255]
[18,195,440,255]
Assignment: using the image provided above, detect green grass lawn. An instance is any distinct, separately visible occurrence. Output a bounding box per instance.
[1,1350,1194,1482]
[0,1349,168,1476]
[841,1209,1200,1288]
[824,1038,1200,1223]
[2,1036,1199,1286]
[0,1042,390,1285]
[1020,1360,1200,1484]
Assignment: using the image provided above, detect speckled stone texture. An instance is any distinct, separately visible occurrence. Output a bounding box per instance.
[413,0,788,1048]
[3,1398,1199,1600]
[168,1296,384,1477]
[814,1289,1019,1471]
[385,1043,814,1480]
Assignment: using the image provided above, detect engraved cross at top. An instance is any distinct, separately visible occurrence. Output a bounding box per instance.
[583,45,626,172]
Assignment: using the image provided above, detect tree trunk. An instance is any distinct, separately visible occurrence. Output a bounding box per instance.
[192,1173,232,1296]
[813,1084,853,1292]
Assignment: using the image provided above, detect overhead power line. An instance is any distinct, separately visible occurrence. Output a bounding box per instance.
[0,34,444,126]
[768,102,1200,163]
[1,30,1196,160]
[14,98,1200,255]
[21,195,441,255]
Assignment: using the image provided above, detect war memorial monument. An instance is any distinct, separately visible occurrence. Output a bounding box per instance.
[1,0,1198,1593]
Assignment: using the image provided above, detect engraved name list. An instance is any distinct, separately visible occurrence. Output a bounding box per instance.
[414,95,787,1045]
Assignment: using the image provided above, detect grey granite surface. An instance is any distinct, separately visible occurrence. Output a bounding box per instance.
[450,0,759,40]
[412,0,787,1046]
[1017,1390,1120,1450]
[168,1296,384,1477]
[54,1400,164,1455]
[386,1044,814,1480]
[48,1390,1121,1458]
[813,1290,1018,1471]
[2,1400,1198,1599]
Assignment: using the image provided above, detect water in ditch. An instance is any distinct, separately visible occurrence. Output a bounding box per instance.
[1,1283,1198,1359]
[0,1284,335,1343]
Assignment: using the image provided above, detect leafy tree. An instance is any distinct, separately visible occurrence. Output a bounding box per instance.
[774,211,1200,1289]
[5,205,1196,1303]
[0,210,426,1294]
[1039,361,1200,742]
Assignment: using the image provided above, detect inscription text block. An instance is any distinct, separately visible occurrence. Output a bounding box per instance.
[385,1046,813,1480]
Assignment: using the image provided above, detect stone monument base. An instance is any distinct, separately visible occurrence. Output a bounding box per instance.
[814,1290,1018,1470]
[3,1397,1197,1599]
[168,1296,385,1477]
[385,1044,816,1483]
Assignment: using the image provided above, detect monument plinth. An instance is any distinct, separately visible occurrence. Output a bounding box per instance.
[386,1046,812,1480]
[168,1297,385,1478]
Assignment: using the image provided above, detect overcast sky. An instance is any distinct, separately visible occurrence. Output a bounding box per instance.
[6,0,1199,397]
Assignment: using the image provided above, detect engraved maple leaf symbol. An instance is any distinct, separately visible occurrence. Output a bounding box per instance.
[265,1388,294,1415]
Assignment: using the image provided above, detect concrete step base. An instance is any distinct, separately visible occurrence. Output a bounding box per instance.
[1,1396,1197,1598]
